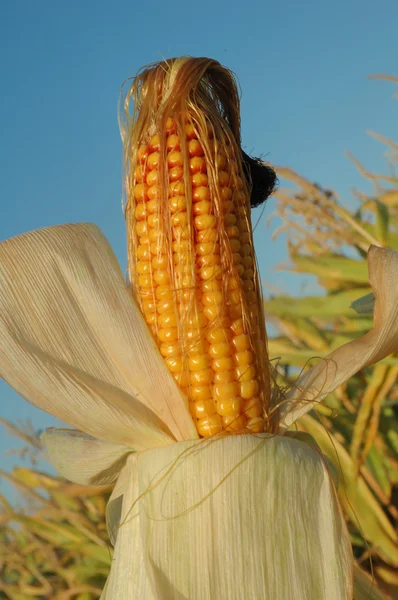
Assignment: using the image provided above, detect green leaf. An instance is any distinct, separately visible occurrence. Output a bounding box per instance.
[75,543,111,566]
[290,254,369,284]
[366,447,392,497]
[351,292,375,315]
[298,415,398,566]
[374,200,390,244]
[266,288,372,319]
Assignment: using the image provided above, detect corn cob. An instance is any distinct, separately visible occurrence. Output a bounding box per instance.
[122,57,272,437]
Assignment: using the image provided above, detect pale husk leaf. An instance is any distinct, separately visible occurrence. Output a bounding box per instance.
[104,435,353,600]
[41,427,133,485]
[0,223,197,446]
[102,455,155,599]
[281,246,398,427]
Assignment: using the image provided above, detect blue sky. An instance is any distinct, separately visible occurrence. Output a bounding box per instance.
[0,0,397,481]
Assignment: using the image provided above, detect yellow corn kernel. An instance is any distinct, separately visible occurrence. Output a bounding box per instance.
[135,164,146,182]
[166,134,180,151]
[197,256,221,271]
[246,417,266,433]
[195,215,217,230]
[236,364,256,382]
[168,151,184,168]
[188,139,204,157]
[144,312,156,325]
[202,291,223,307]
[240,380,260,399]
[188,354,210,372]
[149,134,160,151]
[191,399,216,419]
[169,165,184,181]
[206,328,230,344]
[201,280,222,295]
[136,222,149,237]
[232,334,251,352]
[197,414,223,437]
[190,368,214,385]
[234,350,253,366]
[196,242,220,256]
[191,384,213,401]
[125,58,271,439]
[221,414,247,432]
[157,299,175,314]
[216,397,243,416]
[158,328,178,343]
[196,229,218,243]
[214,370,236,384]
[193,201,212,216]
[173,369,190,387]
[190,156,207,174]
[159,343,180,358]
[199,265,222,281]
[213,382,240,400]
[192,186,211,202]
[147,152,160,170]
[165,356,183,373]
[141,299,156,314]
[192,173,208,187]
[203,305,223,321]
[146,169,158,186]
[211,356,235,372]
[137,144,149,161]
[209,342,232,359]
[243,397,263,418]
[185,122,197,139]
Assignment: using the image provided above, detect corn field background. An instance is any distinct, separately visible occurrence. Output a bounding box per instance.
[1,75,398,599]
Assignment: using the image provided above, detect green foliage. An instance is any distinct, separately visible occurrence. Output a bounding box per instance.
[268,74,398,599]
[0,429,112,599]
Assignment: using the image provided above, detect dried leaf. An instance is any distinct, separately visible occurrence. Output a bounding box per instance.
[0,224,197,447]
[103,435,353,599]
[41,428,133,485]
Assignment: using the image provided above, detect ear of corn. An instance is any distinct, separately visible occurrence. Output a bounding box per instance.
[122,57,273,437]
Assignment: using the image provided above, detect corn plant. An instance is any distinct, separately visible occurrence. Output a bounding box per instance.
[0,421,111,599]
[267,74,398,598]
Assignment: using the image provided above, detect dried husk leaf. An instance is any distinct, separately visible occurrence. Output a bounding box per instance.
[103,435,353,600]
[0,223,197,447]
[102,455,154,599]
[105,461,130,546]
[41,428,133,485]
[281,246,398,427]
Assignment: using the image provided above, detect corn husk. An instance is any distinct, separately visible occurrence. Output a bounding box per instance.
[0,223,197,447]
[41,427,133,485]
[101,435,353,600]
[2,223,398,599]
